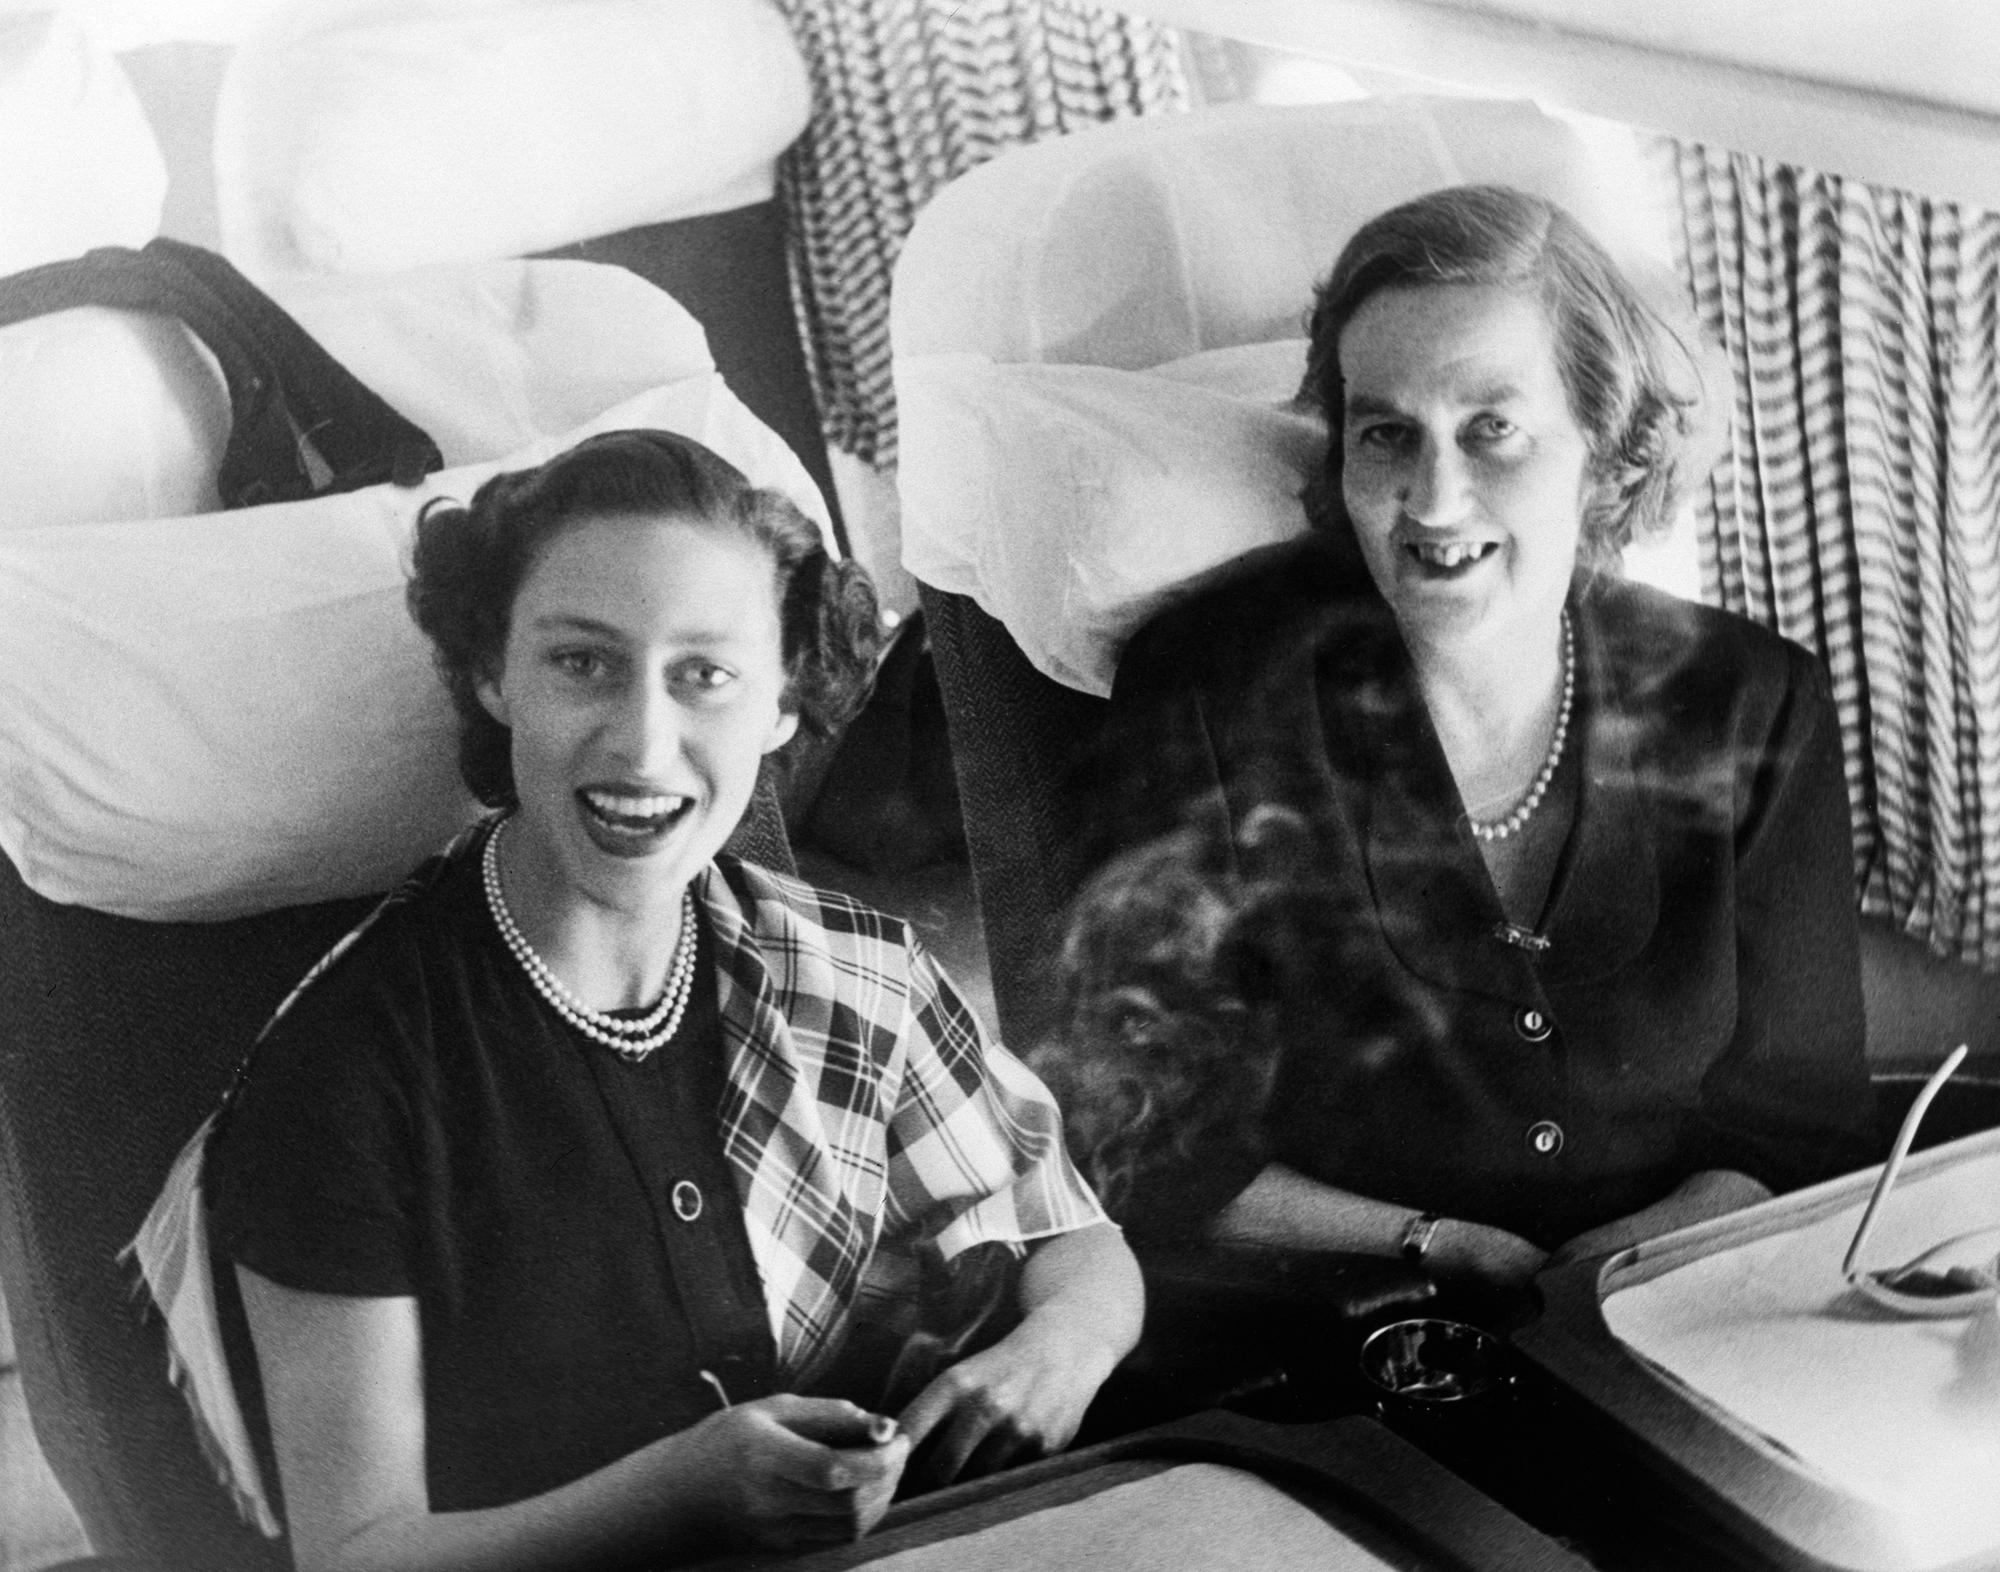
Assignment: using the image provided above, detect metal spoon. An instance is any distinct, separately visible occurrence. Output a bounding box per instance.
[1843,1045,1997,1318]
[1851,1225,2000,1317]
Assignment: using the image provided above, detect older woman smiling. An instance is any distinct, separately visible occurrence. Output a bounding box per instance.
[1062,185,1877,1298]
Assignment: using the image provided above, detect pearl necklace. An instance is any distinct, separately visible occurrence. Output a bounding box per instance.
[480,819,699,1061]
[1468,613,1575,845]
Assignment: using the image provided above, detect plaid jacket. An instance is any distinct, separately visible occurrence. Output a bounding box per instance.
[701,855,1105,1381]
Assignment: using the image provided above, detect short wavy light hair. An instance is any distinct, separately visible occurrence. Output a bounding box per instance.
[407,428,881,808]
[1299,183,1702,577]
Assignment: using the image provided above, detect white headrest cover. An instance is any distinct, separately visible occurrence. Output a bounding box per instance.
[893,97,1704,694]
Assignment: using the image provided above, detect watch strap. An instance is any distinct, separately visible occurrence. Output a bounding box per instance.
[1399,1211,1443,1264]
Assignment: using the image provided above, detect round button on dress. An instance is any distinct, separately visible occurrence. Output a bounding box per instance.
[671,1179,704,1222]
[1514,1007,1553,1043]
[1527,1120,1564,1157]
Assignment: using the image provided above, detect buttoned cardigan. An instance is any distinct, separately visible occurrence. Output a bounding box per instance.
[1088,537,1878,1250]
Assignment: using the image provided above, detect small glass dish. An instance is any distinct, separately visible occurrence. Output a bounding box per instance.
[1357,1316,1516,1442]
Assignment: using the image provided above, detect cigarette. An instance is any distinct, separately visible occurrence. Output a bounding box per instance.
[866,1414,899,1445]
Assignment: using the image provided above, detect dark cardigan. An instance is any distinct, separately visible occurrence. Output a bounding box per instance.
[1083,536,1877,1250]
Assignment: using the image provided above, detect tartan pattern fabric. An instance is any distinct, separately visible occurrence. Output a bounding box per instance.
[772,0,1188,467]
[1659,139,2000,968]
[704,857,1103,1382]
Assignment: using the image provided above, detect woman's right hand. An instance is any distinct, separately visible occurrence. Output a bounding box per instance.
[679,1394,910,1551]
[239,1271,907,1572]
[1423,1217,1550,1292]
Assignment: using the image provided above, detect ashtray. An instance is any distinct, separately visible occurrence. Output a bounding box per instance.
[1358,1317,1514,1419]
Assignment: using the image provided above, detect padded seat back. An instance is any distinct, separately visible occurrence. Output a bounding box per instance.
[892,98,1607,1044]
[892,96,1611,369]
[0,855,356,1570]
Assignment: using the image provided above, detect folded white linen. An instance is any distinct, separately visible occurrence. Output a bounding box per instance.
[0,11,165,274]
[214,0,811,277]
[899,340,1321,697]
[0,262,829,919]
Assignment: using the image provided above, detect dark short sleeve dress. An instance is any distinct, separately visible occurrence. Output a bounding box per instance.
[1083,541,1878,1251]
[207,843,775,1513]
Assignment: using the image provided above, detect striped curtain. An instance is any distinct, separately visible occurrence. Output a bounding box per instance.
[772,0,1188,468]
[1658,140,2000,968]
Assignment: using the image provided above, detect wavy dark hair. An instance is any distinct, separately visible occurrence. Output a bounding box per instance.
[407,428,881,808]
[1298,183,1702,578]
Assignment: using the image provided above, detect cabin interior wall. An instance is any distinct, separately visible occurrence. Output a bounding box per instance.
[4,17,1996,1568]
[47,2,1994,1181]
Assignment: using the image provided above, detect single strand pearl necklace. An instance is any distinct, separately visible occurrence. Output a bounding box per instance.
[481,818,698,1061]
[1468,612,1575,845]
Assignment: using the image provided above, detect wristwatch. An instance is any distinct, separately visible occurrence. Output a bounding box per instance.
[1399,1211,1443,1264]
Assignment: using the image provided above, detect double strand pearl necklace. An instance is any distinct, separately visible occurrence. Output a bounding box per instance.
[1468,612,1575,845]
[481,819,698,1061]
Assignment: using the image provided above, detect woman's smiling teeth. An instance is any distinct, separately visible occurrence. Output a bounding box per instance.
[580,789,692,835]
[1408,540,1496,569]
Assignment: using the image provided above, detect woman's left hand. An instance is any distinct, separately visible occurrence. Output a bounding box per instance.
[895,1311,1123,1490]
